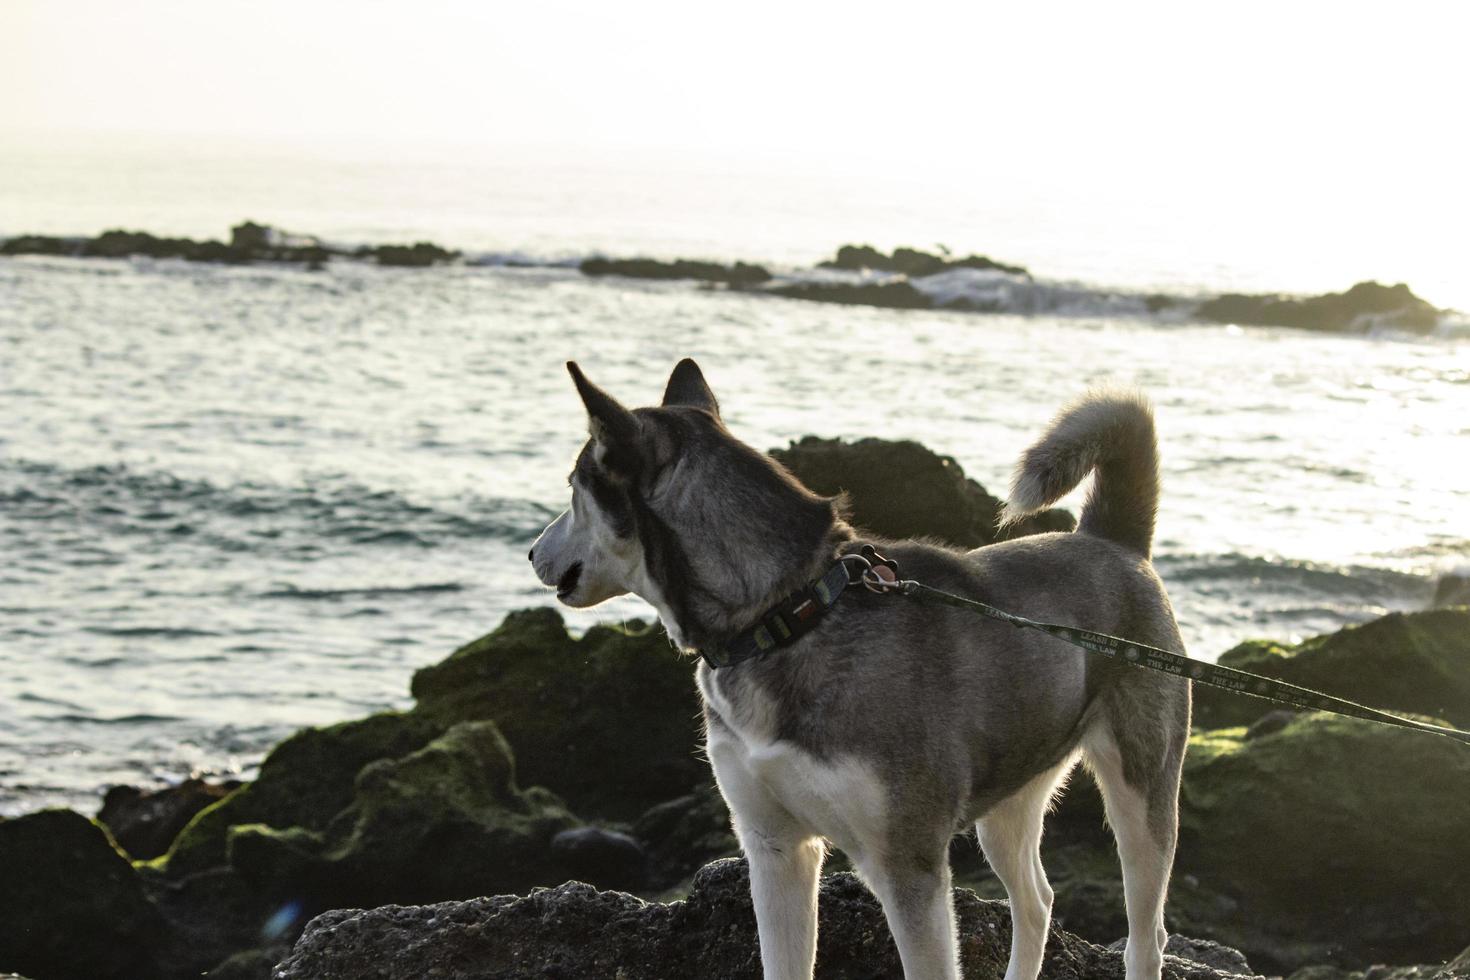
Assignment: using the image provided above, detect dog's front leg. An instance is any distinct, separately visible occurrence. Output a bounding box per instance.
[859,849,962,980]
[744,830,825,980]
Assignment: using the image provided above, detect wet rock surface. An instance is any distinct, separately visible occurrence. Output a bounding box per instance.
[275,857,1261,980]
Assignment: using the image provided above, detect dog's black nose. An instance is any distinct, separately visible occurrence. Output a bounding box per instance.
[528,548,535,562]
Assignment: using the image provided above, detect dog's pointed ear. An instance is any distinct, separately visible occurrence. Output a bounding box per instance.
[661,358,720,418]
[568,362,640,457]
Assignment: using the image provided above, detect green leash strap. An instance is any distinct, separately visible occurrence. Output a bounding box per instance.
[900,580,1470,746]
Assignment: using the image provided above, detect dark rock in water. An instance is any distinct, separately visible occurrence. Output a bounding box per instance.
[411,609,700,821]
[1172,714,1470,972]
[550,827,647,891]
[98,777,241,860]
[1197,281,1442,334]
[580,256,772,286]
[157,710,446,877]
[0,234,85,257]
[368,241,458,267]
[820,243,1030,278]
[0,809,164,980]
[767,277,934,309]
[225,721,576,908]
[772,435,1074,548]
[0,226,330,266]
[1432,570,1470,608]
[274,856,1257,980]
[1192,609,1470,729]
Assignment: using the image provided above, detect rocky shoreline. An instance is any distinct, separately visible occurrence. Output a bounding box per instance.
[1,435,1468,980]
[1,223,1456,336]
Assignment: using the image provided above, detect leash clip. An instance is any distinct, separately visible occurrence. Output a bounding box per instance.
[841,546,904,594]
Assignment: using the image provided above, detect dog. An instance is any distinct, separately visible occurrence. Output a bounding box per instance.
[530,359,1189,980]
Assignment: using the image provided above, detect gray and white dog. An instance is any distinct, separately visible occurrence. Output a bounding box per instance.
[530,359,1189,980]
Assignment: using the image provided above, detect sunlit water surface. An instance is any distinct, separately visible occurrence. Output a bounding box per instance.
[3,256,1466,814]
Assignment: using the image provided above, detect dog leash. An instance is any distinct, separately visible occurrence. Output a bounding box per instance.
[843,548,1470,746]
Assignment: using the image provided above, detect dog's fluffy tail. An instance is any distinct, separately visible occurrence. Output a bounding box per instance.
[999,389,1160,557]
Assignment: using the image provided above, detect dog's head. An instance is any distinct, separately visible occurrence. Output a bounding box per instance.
[528,359,840,648]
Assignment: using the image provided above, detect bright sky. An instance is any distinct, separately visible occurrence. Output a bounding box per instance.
[6,1,1467,186]
[4,0,1469,302]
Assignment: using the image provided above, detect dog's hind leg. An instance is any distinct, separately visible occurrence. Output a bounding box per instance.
[1083,714,1185,980]
[857,842,962,980]
[976,759,1075,980]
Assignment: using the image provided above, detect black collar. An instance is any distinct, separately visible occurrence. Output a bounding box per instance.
[699,560,857,669]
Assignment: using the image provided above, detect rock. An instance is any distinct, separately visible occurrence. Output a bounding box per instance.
[1192,610,1470,730]
[156,710,446,876]
[1197,282,1443,334]
[368,241,457,267]
[275,856,1258,980]
[410,609,701,820]
[0,809,164,980]
[632,781,738,891]
[204,946,291,980]
[580,256,771,286]
[0,234,84,257]
[1286,961,1470,980]
[820,243,1030,278]
[771,435,1074,548]
[549,827,647,891]
[1243,709,1297,740]
[98,777,241,859]
[140,866,286,980]
[226,721,576,908]
[0,227,329,265]
[1431,571,1470,609]
[1108,936,1254,975]
[767,277,935,309]
[1172,714,1470,972]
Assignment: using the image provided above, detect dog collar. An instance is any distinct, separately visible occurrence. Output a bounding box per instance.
[700,546,901,669]
[700,561,854,669]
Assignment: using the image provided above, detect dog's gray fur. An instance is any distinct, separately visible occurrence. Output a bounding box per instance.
[530,360,1190,980]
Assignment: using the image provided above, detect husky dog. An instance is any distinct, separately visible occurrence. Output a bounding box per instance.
[530,359,1189,980]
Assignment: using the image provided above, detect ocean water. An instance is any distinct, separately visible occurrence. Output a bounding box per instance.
[2,136,1467,816]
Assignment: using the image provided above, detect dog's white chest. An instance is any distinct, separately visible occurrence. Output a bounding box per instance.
[698,666,887,855]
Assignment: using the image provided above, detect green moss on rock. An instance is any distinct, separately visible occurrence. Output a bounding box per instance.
[1175,713,1470,970]
[228,721,576,907]
[0,809,164,980]
[155,710,446,876]
[1194,610,1470,729]
[411,608,701,820]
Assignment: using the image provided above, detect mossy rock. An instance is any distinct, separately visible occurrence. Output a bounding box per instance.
[1194,610,1470,730]
[155,710,446,876]
[1175,714,1470,970]
[411,608,700,820]
[228,721,576,907]
[771,435,1073,548]
[0,809,164,980]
